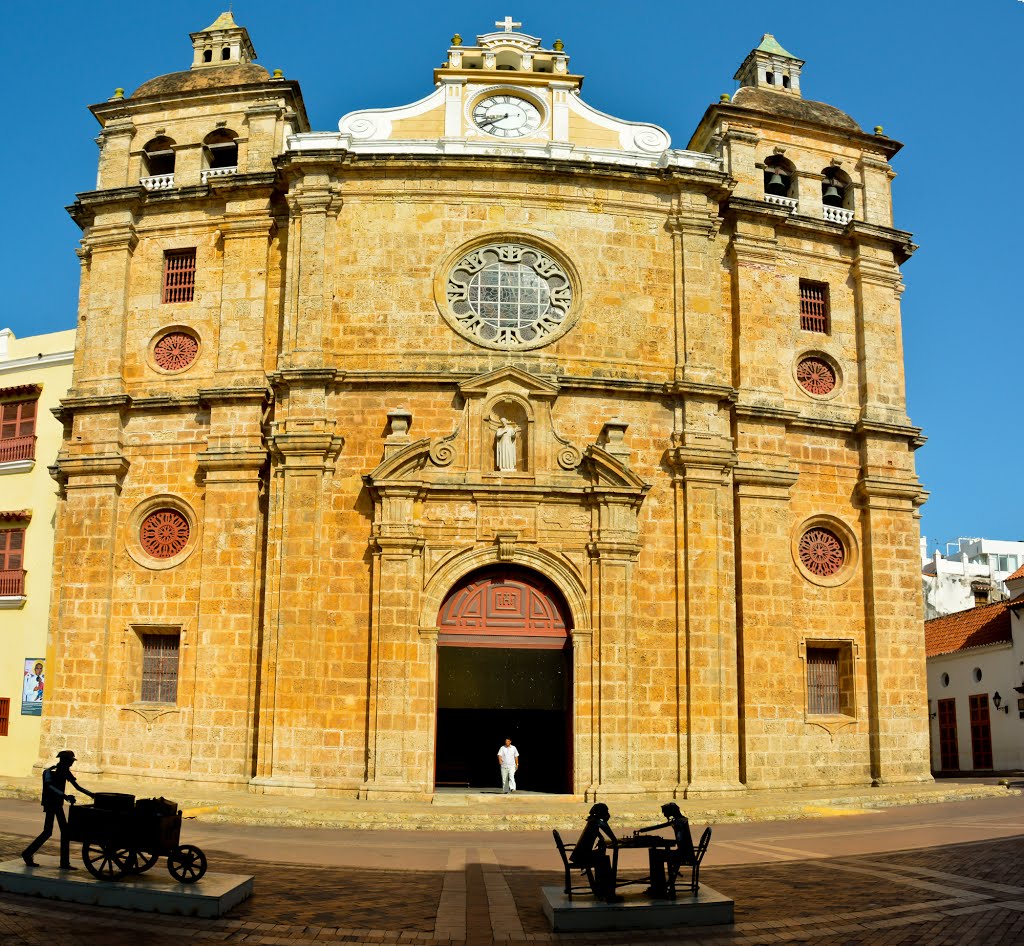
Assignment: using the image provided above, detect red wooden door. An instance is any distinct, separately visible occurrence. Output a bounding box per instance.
[937,698,958,771]
[969,694,993,770]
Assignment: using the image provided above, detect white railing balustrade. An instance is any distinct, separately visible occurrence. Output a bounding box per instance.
[140,174,175,191]
[822,206,854,224]
[201,166,238,183]
[764,194,798,212]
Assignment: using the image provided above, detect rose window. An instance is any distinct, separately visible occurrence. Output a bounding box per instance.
[140,510,190,559]
[796,357,836,396]
[445,243,572,349]
[153,331,199,372]
[798,527,845,578]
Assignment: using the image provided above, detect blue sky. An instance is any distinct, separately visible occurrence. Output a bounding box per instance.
[3,1,1021,549]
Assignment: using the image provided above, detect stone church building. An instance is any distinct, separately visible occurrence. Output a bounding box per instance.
[42,14,931,798]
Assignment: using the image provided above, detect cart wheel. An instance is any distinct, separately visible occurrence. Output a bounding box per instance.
[129,850,159,874]
[167,845,207,883]
[82,841,132,881]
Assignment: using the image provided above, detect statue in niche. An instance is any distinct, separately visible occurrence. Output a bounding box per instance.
[495,418,519,472]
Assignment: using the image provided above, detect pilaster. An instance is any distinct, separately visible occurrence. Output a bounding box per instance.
[39,452,130,773]
[668,444,745,797]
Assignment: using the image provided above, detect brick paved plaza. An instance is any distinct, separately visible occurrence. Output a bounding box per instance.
[2,794,1024,945]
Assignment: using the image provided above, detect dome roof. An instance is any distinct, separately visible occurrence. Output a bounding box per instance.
[731,87,861,132]
[132,63,271,99]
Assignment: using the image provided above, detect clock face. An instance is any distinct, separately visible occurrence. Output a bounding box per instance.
[472,95,542,138]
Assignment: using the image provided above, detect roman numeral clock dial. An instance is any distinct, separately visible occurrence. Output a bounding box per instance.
[472,95,542,138]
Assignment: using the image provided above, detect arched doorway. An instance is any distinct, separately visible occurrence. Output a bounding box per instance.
[435,566,573,793]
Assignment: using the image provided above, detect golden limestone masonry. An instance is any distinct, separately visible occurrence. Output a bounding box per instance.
[42,15,931,798]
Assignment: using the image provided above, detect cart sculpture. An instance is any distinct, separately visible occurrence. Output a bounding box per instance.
[67,792,207,883]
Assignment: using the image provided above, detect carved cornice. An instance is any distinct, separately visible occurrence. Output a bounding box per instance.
[667,445,738,480]
[855,476,926,505]
[196,447,268,474]
[733,464,799,490]
[199,386,270,406]
[269,368,343,392]
[666,379,736,402]
[855,418,925,447]
[587,540,642,562]
[733,403,800,423]
[53,453,130,488]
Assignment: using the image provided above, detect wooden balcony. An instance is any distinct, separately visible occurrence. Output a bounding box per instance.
[0,436,34,463]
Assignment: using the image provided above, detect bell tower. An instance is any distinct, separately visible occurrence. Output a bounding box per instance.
[190,11,257,69]
[733,33,803,96]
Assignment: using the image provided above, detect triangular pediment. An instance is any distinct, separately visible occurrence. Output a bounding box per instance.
[583,445,650,491]
[458,366,560,399]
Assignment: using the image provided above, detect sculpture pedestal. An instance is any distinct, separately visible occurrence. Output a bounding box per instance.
[0,856,253,917]
[541,884,734,932]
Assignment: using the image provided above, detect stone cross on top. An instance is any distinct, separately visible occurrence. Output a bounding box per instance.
[496,15,522,32]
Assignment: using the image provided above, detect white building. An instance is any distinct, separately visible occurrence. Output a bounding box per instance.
[921,536,1024,619]
[925,565,1024,773]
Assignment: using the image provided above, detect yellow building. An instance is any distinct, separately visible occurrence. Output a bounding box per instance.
[41,15,931,798]
[0,327,75,776]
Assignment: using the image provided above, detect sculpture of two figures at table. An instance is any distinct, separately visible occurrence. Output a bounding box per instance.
[632,801,696,898]
[567,803,621,902]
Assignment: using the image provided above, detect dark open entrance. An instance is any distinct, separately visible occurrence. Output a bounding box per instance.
[434,567,573,794]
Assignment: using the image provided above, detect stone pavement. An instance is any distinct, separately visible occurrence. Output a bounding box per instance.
[2,794,1024,945]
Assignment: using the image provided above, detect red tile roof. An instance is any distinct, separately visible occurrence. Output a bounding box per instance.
[925,601,1013,657]
[1007,562,1024,582]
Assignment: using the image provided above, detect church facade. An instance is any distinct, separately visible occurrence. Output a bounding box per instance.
[41,14,931,798]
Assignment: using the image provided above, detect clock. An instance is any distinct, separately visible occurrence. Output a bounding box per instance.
[472,94,542,138]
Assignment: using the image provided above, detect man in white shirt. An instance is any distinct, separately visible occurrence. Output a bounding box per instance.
[497,738,519,793]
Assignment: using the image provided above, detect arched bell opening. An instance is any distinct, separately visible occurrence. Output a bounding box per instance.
[434,565,573,794]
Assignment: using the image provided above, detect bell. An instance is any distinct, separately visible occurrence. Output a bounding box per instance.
[766,172,787,196]
[823,182,843,206]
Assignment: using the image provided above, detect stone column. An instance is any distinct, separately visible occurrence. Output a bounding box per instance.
[360,517,433,799]
[668,195,726,387]
[670,444,744,797]
[216,206,275,386]
[851,244,910,427]
[191,388,268,785]
[857,466,932,785]
[281,173,342,367]
[76,219,138,396]
[254,370,341,790]
[571,629,595,796]
[732,459,798,788]
[40,450,129,772]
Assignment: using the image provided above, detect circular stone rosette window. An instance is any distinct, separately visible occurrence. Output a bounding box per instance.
[793,352,842,400]
[791,516,858,587]
[148,326,200,374]
[126,496,200,571]
[436,238,578,351]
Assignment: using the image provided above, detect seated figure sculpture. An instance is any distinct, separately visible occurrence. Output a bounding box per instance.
[567,802,621,902]
[631,802,696,898]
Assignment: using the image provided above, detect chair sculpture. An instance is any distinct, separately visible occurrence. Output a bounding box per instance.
[552,829,602,900]
[558,803,621,902]
[665,825,712,897]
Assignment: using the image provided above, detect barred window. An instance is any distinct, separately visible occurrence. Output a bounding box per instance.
[806,647,840,715]
[799,280,829,333]
[0,528,24,571]
[141,633,180,703]
[1,399,37,463]
[0,697,9,736]
[163,249,196,304]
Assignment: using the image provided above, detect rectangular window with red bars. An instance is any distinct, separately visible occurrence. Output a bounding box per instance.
[799,280,830,333]
[0,399,37,463]
[162,249,196,304]
[0,698,10,737]
[141,633,180,703]
[806,646,840,715]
